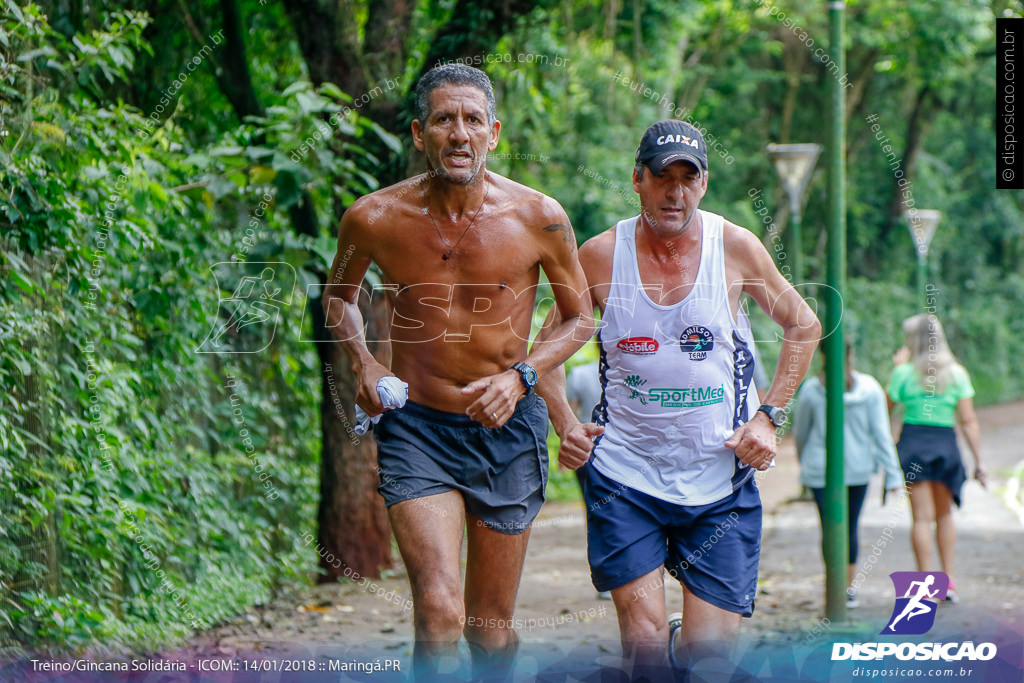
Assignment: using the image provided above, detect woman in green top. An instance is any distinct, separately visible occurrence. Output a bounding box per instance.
[887,314,986,603]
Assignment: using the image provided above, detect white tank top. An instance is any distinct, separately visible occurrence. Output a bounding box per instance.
[590,211,760,506]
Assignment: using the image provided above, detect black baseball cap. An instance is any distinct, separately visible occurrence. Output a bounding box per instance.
[635,120,708,176]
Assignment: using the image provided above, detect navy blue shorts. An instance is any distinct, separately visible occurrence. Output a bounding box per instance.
[373,390,549,535]
[579,460,762,616]
[897,423,966,507]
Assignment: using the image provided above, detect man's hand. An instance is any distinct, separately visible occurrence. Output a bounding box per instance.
[355,360,395,417]
[558,422,604,470]
[724,413,776,471]
[462,370,525,428]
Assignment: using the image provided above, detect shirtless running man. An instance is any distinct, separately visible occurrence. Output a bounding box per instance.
[322,64,593,680]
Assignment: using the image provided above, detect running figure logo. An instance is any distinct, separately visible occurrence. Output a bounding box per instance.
[196,262,295,354]
[881,571,949,635]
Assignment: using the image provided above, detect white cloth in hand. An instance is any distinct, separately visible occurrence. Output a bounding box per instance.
[354,376,409,435]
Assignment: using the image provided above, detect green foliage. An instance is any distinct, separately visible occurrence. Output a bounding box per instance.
[0,3,386,653]
[2,0,1020,655]
[480,0,1020,407]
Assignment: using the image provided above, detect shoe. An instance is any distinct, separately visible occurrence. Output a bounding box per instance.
[945,580,959,604]
[668,612,683,669]
[846,588,859,608]
[596,590,612,600]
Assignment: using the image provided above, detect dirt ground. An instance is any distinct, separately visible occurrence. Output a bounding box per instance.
[180,401,1024,680]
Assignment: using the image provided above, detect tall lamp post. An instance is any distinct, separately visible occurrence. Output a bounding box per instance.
[904,209,941,308]
[824,0,847,625]
[766,143,823,285]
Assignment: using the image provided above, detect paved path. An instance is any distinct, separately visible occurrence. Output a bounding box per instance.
[169,401,1024,681]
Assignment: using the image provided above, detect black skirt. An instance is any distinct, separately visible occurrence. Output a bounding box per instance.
[897,423,967,507]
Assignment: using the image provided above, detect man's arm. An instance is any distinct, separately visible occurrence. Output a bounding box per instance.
[534,307,577,435]
[322,199,394,416]
[533,305,604,470]
[533,235,610,470]
[526,200,597,374]
[464,197,595,427]
[723,224,822,469]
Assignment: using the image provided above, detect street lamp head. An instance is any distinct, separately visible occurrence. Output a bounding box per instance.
[766,143,823,209]
[903,209,941,257]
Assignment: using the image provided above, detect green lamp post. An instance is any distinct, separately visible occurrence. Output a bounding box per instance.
[904,209,941,308]
[824,0,847,625]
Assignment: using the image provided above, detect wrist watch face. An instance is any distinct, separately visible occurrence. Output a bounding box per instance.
[517,362,538,388]
[760,405,786,427]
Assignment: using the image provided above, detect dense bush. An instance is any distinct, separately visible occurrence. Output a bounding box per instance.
[2,0,1019,657]
[0,5,385,654]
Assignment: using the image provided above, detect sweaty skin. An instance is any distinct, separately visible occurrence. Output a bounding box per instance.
[323,86,592,426]
[320,81,593,680]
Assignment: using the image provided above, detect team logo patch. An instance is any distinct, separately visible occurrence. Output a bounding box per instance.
[617,337,659,355]
[882,571,949,635]
[680,325,714,361]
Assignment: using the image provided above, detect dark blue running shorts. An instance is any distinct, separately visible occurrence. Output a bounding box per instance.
[373,390,549,535]
[579,459,762,616]
[897,423,967,507]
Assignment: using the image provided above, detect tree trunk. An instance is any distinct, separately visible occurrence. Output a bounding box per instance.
[779,28,807,144]
[208,0,391,581]
[884,84,932,239]
[310,289,393,582]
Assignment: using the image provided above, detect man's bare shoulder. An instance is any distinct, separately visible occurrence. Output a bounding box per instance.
[722,219,769,260]
[484,172,581,254]
[722,218,786,284]
[489,169,552,205]
[578,226,617,280]
[487,172,566,225]
[343,175,427,229]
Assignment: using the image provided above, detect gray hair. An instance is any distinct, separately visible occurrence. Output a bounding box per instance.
[415,64,497,126]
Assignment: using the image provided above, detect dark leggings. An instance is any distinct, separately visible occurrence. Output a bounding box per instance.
[811,484,868,564]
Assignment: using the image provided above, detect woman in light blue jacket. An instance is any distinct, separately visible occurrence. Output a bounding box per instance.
[794,343,903,607]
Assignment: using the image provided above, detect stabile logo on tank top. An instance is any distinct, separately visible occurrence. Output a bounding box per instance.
[617,337,659,355]
[679,325,714,361]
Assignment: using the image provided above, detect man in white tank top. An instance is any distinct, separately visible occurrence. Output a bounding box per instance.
[537,120,820,678]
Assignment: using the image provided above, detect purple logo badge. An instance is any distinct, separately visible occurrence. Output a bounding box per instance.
[881,571,949,635]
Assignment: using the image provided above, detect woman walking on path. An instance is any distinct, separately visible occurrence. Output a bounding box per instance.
[794,342,903,608]
[887,314,987,603]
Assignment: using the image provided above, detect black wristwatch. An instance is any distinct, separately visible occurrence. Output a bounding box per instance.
[511,362,539,390]
[757,404,787,428]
